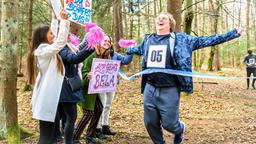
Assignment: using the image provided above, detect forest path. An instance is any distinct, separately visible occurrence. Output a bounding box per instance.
[3,68,256,144]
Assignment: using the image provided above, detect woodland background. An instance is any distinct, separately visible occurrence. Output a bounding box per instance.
[0,0,256,143]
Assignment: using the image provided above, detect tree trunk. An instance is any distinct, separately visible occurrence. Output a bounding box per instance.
[199,0,206,69]
[146,0,150,32]
[193,0,198,70]
[113,0,123,51]
[23,0,33,91]
[28,0,33,44]
[167,0,182,32]
[0,0,1,40]
[254,0,256,47]
[207,0,220,71]
[183,0,194,34]
[0,0,20,142]
[213,1,221,70]
[246,0,250,50]
[159,0,163,12]
[123,2,128,38]
[128,0,134,39]
[154,0,157,16]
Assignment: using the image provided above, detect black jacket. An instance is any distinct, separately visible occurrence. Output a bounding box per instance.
[59,45,93,102]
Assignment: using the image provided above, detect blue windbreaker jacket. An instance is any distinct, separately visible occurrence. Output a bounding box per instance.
[127,29,240,93]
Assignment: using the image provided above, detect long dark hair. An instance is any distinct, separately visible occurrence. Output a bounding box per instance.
[27,25,63,85]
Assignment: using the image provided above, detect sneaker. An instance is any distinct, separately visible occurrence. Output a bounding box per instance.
[85,136,101,144]
[96,128,107,139]
[102,125,117,135]
[173,121,185,144]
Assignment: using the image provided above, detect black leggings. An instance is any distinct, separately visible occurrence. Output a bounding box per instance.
[59,102,77,144]
[39,120,56,144]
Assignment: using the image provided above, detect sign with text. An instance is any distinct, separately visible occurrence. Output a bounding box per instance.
[64,0,92,25]
[88,58,120,94]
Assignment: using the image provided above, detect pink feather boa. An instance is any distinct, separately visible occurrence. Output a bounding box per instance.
[118,39,137,48]
[85,22,97,32]
[86,26,105,49]
[68,34,80,46]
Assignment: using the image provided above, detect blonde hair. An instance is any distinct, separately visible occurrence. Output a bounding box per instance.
[158,12,176,32]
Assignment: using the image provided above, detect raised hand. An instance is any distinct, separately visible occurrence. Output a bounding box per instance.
[236,27,245,36]
[60,9,68,20]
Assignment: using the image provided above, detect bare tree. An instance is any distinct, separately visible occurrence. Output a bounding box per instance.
[253,0,256,47]
[246,0,250,50]
[183,0,194,34]
[167,0,182,32]
[0,0,20,142]
[198,0,207,69]
[207,0,221,71]
[113,0,123,51]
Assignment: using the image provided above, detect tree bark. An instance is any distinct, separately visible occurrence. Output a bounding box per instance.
[123,2,128,38]
[0,0,20,142]
[246,0,250,50]
[207,0,220,71]
[0,0,1,40]
[113,0,123,51]
[198,0,206,69]
[159,0,163,12]
[183,0,194,34]
[167,0,182,32]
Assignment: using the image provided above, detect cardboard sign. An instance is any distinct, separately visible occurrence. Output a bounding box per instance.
[88,58,120,94]
[64,0,92,25]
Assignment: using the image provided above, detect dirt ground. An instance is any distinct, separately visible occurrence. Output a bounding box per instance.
[2,68,256,144]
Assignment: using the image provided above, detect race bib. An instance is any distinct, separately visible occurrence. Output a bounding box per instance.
[249,58,255,65]
[147,45,167,68]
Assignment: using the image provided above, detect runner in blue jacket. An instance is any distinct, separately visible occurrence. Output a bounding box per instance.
[126,12,244,144]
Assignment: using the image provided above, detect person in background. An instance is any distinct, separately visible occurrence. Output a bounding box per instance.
[126,12,244,144]
[73,35,133,144]
[95,35,134,138]
[58,32,94,143]
[27,10,69,144]
[243,49,256,89]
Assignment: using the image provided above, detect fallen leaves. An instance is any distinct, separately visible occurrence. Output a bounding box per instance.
[1,68,256,144]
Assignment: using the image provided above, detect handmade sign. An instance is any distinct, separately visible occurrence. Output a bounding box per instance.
[64,0,92,25]
[88,58,120,94]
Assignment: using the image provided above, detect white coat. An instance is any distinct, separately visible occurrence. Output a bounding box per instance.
[31,20,70,122]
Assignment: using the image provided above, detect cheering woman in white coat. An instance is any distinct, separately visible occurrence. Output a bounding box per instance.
[27,10,69,144]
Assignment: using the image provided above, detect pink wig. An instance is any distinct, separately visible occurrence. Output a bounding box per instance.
[118,39,137,48]
[86,26,105,49]
[85,22,97,32]
[68,34,80,46]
